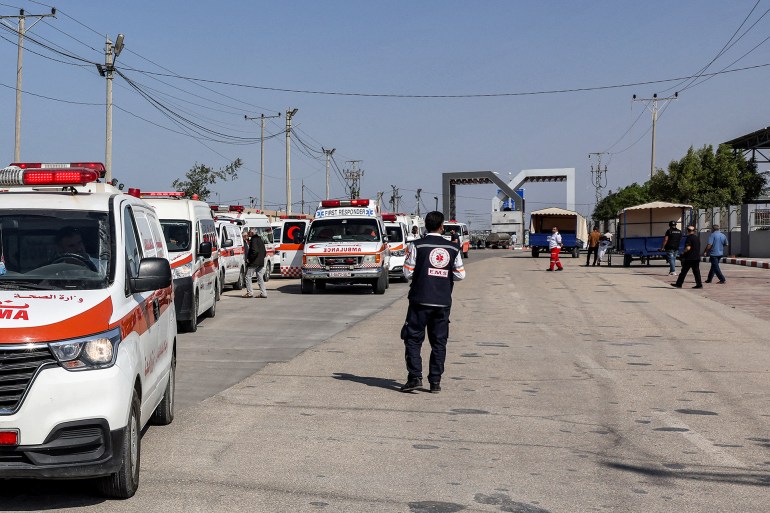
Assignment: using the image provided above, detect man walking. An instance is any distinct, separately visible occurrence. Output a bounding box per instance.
[586,226,601,266]
[704,224,728,284]
[547,226,563,271]
[400,211,465,393]
[660,221,682,276]
[671,225,702,289]
[243,229,267,298]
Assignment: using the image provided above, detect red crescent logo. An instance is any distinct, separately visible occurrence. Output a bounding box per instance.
[287,225,300,240]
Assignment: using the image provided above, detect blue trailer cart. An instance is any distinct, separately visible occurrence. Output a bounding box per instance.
[617,201,692,267]
[529,207,588,258]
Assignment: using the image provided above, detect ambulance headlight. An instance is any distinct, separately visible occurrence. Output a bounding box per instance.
[49,327,121,371]
[304,256,320,266]
[362,254,381,264]
[391,249,405,257]
[172,262,192,279]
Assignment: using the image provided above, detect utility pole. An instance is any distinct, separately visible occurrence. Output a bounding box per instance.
[285,108,298,214]
[633,92,678,179]
[389,185,402,213]
[95,33,125,182]
[415,188,422,217]
[245,112,281,211]
[322,147,336,199]
[376,191,384,210]
[343,160,364,199]
[0,8,56,162]
[434,196,439,212]
[301,179,305,215]
[588,152,609,216]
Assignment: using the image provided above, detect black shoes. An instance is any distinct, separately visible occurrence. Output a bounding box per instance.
[693,285,703,289]
[670,283,682,288]
[400,378,422,392]
[430,383,441,393]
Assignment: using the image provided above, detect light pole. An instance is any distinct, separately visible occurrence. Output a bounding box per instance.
[245,113,281,211]
[633,92,678,179]
[285,108,298,214]
[97,33,125,182]
[434,196,438,212]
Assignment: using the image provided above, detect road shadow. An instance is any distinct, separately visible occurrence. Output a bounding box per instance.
[603,461,770,487]
[275,283,382,295]
[0,478,105,510]
[332,372,402,391]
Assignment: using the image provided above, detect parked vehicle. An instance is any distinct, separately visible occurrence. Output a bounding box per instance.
[617,201,692,267]
[442,220,471,258]
[0,163,175,498]
[529,208,588,258]
[215,220,246,290]
[274,216,310,278]
[144,194,219,332]
[302,199,390,294]
[484,232,510,249]
[214,208,276,282]
[383,214,408,281]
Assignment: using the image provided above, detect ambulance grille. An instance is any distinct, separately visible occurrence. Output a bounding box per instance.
[321,256,362,267]
[0,345,57,414]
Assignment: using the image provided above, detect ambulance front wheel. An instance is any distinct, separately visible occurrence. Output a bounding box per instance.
[99,391,140,499]
[373,274,386,295]
[301,279,315,294]
[234,267,245,290]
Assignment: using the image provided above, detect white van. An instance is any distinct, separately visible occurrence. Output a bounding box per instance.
[143,194,219,333]
[383,214,408,281]
[442,220,471,258]
[213,208,276,282]
[0,163,176,498]
[215,220,246,290]
[274,216,310,278]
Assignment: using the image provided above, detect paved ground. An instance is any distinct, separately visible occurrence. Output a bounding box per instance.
[3,249,770,512]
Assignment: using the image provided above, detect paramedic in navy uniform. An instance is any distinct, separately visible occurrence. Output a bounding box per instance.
[400,211,466,393]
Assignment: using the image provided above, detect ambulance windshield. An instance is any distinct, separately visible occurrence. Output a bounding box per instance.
[0,210,111,290]
[308,219,380,242]
[385,225,404,242]
[160,221,192,252]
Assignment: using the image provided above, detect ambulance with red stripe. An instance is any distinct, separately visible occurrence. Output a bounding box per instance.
[274,215,310,278]
[0,163,176,498]
[215,218,247,291]
[301,199,390,294]
[382,213,409,281]
[143,194,219,333]
[442,220,471,258]
[212,207,276,282]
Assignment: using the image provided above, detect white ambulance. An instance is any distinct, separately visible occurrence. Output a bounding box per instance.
[215,219,247,291]
[442,220,471,258]
[212,207,276,282]
[302,199,390,294]
[0,163,176,498]
[143,194,219,333]
[383,213,409,282]
[274,215,310,278]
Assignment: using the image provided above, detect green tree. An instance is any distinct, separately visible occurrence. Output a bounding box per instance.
[593,182,650,221]
[171,159,243,201]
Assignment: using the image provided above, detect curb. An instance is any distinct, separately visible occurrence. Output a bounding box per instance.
[700,256,770,269]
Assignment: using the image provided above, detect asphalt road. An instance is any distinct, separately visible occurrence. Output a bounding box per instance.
[3,249,770,512]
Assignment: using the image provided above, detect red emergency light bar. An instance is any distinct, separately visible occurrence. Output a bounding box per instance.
[141,192,185,198]
[229,205,245,212]
[1,165,100,186]
[320,199,370,208]
[382,213,397,221]
[10,162,106,178]
[278,214,308,219]
[210,205,219,211]
[0,430,19,446]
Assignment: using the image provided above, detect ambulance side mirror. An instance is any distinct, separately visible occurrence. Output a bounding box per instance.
[131,258,172,293]
[222,238,233,248]
[198,241,213,258]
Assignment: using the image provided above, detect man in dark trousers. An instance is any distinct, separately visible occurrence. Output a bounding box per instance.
[244,229,267,298]
[586,226,601,266]
[660,221,683,276]
[400,211,466,393]
[671,225,702,289]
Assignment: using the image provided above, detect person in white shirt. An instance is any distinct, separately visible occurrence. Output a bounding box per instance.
[546,226,563,271]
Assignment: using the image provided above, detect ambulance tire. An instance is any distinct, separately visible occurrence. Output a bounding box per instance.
[215,277,221,301]
[385,275,390,289]
[373,274,386,295]
[151,349,175,426]
[205,293,216,318]
[219,270,225,294]
[99,391,141,499]
[181,294,199,333]
[263,266,271,283]
[234,267,245,290]
[301,279,315,294]
[315,281,326,290]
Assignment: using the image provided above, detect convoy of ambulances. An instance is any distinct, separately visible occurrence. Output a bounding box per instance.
[302,199,390,294]
[443,220,471,258]
[0,163,176,498]
[143,194,219,333]
[383,213,409,281]
[215,219,246,291]
[274,215,310,278]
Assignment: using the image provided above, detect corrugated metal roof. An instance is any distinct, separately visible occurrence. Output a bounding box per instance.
[621,201,692,213]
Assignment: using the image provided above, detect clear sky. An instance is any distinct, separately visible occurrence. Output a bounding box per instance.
[0,1,768,228]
